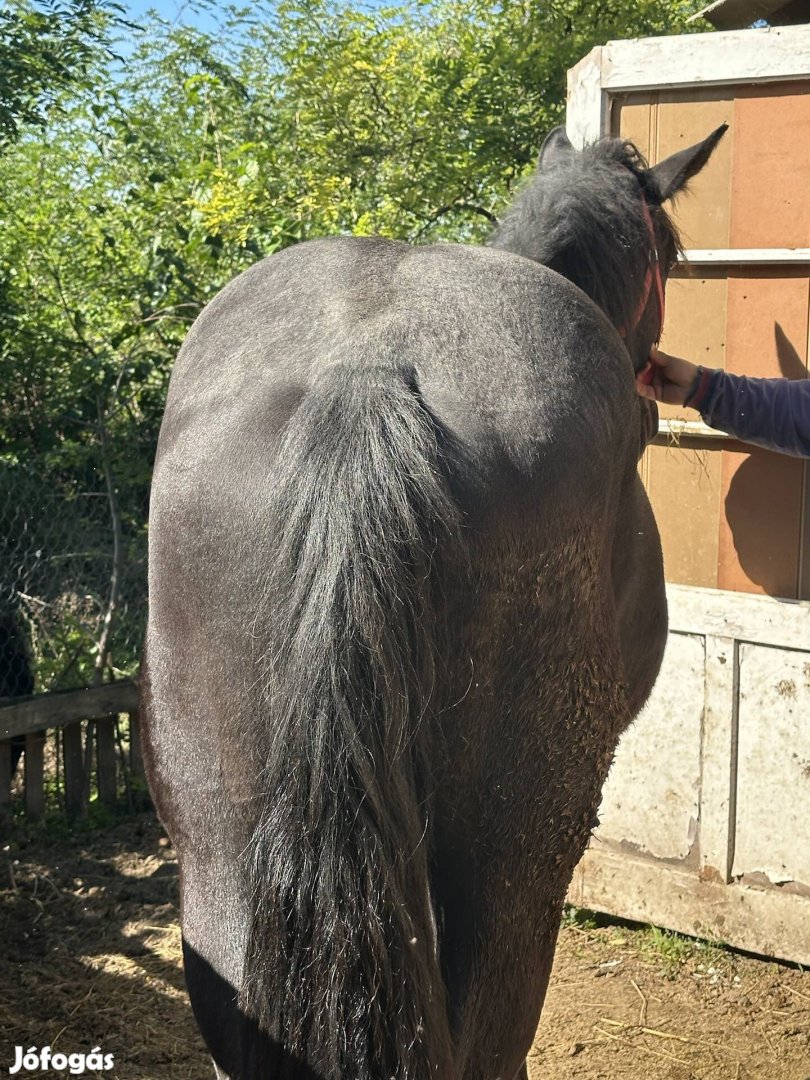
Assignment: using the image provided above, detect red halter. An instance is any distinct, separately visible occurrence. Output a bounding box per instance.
[618,198,665,341]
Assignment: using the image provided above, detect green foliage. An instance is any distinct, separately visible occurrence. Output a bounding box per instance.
[0,0,709,687]
[561,905,599,930]
[639,924,730,977]
[0,0,125,146]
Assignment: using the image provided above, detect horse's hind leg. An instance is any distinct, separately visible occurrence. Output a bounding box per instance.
[177,849,251,1078]
[430,833,556,1080]
[162,800,292,1077]
[143,641,275,1077]
[143,715,256,1075]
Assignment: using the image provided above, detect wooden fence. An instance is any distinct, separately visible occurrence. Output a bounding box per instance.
[0,680,145,822]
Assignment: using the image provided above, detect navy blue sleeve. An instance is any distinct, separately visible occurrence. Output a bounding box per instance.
[695,371,810,458]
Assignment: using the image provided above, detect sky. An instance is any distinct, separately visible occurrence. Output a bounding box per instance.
[121,0,388,32]
[121,0,224,34]
[110,0,244,62]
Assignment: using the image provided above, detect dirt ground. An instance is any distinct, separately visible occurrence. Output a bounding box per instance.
[1,816,808,1080]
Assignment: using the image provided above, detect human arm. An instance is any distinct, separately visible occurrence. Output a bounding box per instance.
[693,370,810,457]
[636,348,810,458]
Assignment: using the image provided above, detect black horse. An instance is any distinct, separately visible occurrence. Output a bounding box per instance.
[1,612,35,778]
[143,125,725,1079]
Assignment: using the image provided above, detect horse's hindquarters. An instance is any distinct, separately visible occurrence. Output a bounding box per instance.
[143,235,667,1079]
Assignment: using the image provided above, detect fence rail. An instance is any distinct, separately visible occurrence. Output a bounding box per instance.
[0,679,146,822]
[0,681,139,738]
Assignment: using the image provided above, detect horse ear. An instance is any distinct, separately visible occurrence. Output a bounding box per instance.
[539,126,575,171]
[649,123,728,201]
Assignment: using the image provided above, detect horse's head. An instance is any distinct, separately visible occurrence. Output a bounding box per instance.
[490,123,727,372]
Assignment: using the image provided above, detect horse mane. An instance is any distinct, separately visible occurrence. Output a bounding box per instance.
[489,137,682,335]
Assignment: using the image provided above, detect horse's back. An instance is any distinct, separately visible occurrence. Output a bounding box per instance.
[155,236,634,509]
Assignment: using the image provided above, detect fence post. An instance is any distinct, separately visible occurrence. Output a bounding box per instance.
[63,721,85,816]
[97,716,117,809]
[0,739,10,824]
[24,731,45,821]
[129,710,150,809]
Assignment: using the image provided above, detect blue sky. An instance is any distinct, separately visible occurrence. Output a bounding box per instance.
[121,0,387,30]
[111,0,243,61]
[122,0,223,33]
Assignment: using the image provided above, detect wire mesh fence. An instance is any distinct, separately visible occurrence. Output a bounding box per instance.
[0,457,148,820]
[0,459,146,695]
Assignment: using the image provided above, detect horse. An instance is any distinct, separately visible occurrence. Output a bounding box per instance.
[0,612,35,779]
[142,123,726,1079]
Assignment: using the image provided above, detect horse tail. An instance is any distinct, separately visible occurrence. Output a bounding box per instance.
[240,364,460,1079]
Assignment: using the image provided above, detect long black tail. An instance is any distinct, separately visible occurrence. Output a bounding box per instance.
[240,364,460,1079]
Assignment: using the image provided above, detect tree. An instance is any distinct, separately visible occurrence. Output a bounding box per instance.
[0,0,709,687]
[0,0,127,146]
[237,0,709,242]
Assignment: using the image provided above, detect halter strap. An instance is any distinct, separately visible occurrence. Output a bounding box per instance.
[618,198,665,341]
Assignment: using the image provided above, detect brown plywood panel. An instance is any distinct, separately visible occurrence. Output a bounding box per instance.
[611,90,810,600]
[613,93,654,158]
[615,89,733,248]
[717,447,803,598]
[656,90,734,250]
[722,272,807,592]
[659,270,728,425]
[725,271,809,379]
[645,443,722,588]
[730,81,810,249]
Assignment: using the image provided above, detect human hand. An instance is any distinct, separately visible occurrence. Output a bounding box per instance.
[635,347,700,406]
